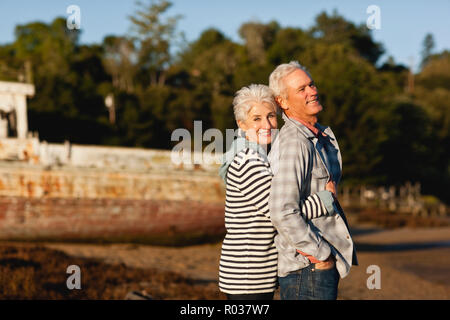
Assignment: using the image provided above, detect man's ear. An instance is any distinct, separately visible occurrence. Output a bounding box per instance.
[275,96,288,111]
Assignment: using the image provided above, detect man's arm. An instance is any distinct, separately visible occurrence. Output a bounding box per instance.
[269,137,331,261]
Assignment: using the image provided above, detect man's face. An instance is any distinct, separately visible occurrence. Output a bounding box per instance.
[278,69,322,119]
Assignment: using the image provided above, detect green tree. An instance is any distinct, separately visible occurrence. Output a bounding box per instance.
[420,33,435,68]
[175,29,244,132]
[0,44,24,81]
[375,101,439,192]
[414,51,450,201]
[102,35,136,93]
[239,21,279,65]
[129,0,183,88]
[9,18,113,144]
[309,10,384,65]
[13,18,79,80]
[266,27,311,65]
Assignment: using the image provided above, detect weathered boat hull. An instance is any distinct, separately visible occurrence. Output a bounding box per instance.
[0,196,225,245]
[0,157,226,245]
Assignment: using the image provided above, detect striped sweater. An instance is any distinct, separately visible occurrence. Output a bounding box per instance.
[219,147,333,295]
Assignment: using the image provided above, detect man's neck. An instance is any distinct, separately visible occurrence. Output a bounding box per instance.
[294,116,317,127]
[287,113,320,136]
[285,111,317,126]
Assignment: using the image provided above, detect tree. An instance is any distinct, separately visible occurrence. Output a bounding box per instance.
[175,29,244,133]
[414,51,450,201]
[309,10,384,65]
[6,18,115,144]
[0,44,24,81]
[374,101,438,192]
[102,35,136,93]
[239,21,279,65]
[266,27,311,65]
[415,51,450,139]
[420,33,435,68]
[129,0,183,88]
[13,18,79,79]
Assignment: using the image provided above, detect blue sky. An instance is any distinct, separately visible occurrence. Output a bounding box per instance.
[0,0,449,71]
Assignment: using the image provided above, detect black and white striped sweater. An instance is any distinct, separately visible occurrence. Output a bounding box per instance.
[219,147,333,295]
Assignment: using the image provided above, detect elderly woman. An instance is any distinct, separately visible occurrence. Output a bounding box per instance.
[218,84,336,300]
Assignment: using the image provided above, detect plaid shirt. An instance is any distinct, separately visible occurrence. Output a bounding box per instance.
[268,113,357,278]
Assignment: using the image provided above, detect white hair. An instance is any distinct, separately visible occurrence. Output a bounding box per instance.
[233,84,278,122]
[269,60,310,98]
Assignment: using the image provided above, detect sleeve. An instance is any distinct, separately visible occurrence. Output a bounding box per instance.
[269,137,331,261]
[226,150,273,220]
[300,191,335,220]
[228,150,335,222]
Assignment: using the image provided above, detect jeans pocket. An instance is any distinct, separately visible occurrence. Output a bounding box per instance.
[279,274,297,300]
[312,267,339,300]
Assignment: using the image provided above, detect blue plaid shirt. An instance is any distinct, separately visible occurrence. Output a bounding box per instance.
[268,113,357,278]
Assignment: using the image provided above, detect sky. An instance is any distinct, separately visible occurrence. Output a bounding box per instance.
[0,0,449,71]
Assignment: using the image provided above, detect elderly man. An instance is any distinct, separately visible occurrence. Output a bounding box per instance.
[268,61,357,300]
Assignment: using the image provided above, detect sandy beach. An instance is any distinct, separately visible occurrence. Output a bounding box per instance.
[39,223,450,300]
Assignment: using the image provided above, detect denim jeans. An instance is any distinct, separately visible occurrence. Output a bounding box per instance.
[278,264,339,300]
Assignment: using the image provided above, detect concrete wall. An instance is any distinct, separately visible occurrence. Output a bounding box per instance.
[0,137,220,172]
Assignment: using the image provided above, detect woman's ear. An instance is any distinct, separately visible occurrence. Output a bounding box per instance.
[236,120,247,131]
[275,96,288,111]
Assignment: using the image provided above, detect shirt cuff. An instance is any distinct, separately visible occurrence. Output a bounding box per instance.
[313,238,331,262]
[316,190,335,214]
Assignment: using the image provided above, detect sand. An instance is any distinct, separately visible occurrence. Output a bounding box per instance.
[42,225,450,300]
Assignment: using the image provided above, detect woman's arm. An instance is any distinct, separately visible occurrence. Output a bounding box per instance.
[227,149,335,221]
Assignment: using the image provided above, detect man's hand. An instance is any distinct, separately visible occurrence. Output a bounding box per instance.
[297,251,336,269]
[297,250,321,263]
[315,255,335,270]
[326,180,337,198]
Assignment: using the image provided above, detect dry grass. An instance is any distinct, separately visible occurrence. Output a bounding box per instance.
[0,244,223,300]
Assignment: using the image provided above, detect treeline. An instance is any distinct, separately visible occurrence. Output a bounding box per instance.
[0,1,449,202]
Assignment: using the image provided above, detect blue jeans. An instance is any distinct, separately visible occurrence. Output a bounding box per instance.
[278,264,339,300]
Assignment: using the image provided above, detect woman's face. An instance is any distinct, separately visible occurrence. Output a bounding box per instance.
[237,102,278,145]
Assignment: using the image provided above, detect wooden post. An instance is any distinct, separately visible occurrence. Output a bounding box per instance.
[388,186,396,211]
[360,185,367,206]
[342,186,350,207]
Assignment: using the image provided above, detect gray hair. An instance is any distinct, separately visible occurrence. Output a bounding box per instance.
[233,84,278,122]
[269,60,310,99]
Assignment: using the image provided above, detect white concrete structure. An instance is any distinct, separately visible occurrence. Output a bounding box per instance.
[0,81,35,139]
